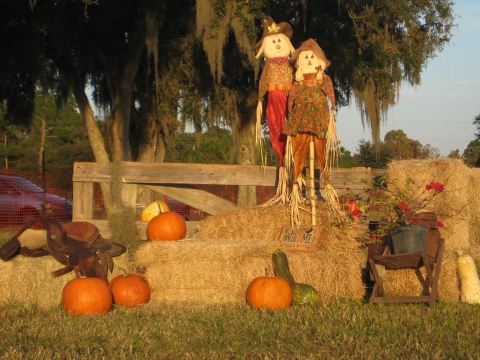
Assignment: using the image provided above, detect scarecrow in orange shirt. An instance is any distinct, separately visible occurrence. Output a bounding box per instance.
[284,39,342,225]
[255,17,295,204]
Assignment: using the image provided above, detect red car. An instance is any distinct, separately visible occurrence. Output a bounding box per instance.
[0,175,72,225]
[162,197,206,221]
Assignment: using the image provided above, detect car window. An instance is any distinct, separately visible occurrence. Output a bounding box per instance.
[11,177,45,193]
[0,178,21,195]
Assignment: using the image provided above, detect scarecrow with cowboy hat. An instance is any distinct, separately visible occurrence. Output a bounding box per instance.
[284,38,343,226]
[255,17,295,204]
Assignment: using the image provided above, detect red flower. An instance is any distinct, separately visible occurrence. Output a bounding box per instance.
[351,209,362,218]
[398,201,410,213]
[425,182,445,192]
[436,220,445,228]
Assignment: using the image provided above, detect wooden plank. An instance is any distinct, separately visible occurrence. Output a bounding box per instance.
[73,162,379,189]
[83,219,199,240]
[73,162,278,186]
[144,185,237,216]
[72,181,94,220]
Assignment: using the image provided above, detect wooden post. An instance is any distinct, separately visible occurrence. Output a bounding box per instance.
[73,181,94,220]
[309,136,316,226]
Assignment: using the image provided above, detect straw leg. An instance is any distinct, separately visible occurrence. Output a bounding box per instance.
[309,136,316,226]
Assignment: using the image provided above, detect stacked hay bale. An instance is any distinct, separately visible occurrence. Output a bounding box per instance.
[135,205,365,305]
[468,167,480,249]
[382,159,479,301]
[0,253,131,308]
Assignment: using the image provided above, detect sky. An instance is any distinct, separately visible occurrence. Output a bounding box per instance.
[336,0,480,156]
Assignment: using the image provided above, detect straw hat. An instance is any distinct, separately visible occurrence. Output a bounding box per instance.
[255,17,293,53]
[292,38,330,69]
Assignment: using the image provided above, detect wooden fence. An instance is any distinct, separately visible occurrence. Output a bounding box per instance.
[72,162,384,238]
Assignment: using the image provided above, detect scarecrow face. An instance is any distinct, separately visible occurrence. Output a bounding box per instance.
[297,50,327,74]
[262,34,292,59]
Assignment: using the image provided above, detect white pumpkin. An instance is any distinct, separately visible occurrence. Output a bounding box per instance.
[18,229,48,249]
[140,199,170,222]
[456,250,480,304]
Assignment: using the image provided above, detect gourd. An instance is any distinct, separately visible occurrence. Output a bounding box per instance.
[456,251,480,304]
[146,211,186,241]
[272,249,320,305]
[61,277,112,315]
[140,199,170,222]
[246,276,292,310]
[110,273,151,307]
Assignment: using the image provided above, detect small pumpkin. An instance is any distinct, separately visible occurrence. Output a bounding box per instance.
[110,274,151,307]
[246,276,292,310]
[140,199,170,222]
[61,277,112,315]
[146,211,186,241]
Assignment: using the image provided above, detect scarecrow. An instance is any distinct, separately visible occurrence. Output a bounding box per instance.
[255,17,295,204]
[284,39,342,226]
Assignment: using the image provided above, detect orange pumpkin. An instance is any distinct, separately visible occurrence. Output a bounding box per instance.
[246,276,292,310]
[146,211,186,241]
[61,277,112,315]
[110,274,151,307]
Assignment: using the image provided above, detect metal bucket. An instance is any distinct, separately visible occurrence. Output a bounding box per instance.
[389,225,428,254]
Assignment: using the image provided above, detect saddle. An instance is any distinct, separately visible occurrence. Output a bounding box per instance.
[0,216,126,282]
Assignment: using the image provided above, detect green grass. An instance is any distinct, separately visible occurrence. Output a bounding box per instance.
[1,301,480,359]
[0,231,13,245]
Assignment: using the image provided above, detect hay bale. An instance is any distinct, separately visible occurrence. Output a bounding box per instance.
[0,254,132,308]
[383,159,480,302]
[135,204,365,305]
[135,238,364,305]
[381,252,459,301]
[468,168,480,247]
[387,159,473,252]
[195,204,360,253]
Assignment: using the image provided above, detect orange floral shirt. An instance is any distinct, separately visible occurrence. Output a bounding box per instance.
[285,74,335,138]
[258,57,294,101]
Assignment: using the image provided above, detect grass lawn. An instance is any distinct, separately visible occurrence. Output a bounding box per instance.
[1,301,480,359]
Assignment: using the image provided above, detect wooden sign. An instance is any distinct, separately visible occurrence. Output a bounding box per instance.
[277,226,320,249]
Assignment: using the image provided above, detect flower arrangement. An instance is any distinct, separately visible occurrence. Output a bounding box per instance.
[343,173,451,244]
[389,180,446,227]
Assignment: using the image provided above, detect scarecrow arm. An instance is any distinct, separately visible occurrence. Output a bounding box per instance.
[257,62,270,102]
[322,74,336,110]
[287,83,298,113]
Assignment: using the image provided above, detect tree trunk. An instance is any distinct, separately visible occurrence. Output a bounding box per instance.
[38,114,47,190]
[72,79,114,211]
[110,81,134,161]
[38,115,46,170]
[234,91,257,207]
[138,114,167,163]
[108,6,147,161]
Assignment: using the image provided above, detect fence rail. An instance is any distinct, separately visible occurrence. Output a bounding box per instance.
[72,161,384,222]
